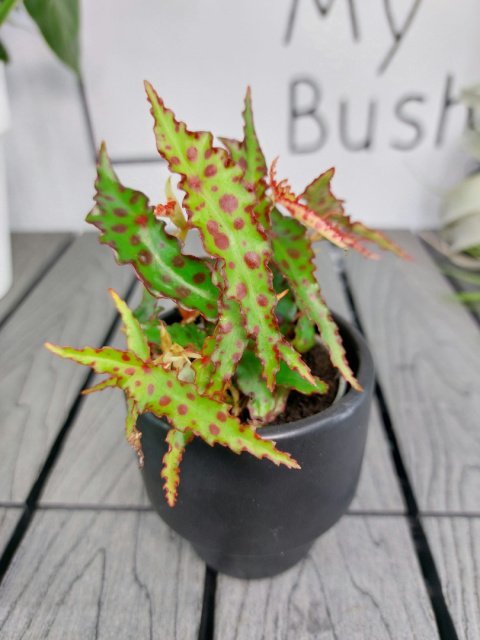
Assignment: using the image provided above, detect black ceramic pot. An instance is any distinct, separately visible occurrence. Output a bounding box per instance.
[137,314,374,579]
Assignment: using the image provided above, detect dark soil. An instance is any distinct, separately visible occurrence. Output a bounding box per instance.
[267,343,340,426]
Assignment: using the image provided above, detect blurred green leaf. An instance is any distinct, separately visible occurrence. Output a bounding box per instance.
[0,40,9,62]
[24,0,80,75]
[0,0,20,27]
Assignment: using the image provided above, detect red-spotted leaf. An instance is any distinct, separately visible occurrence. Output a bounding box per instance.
[45,342,300,506]
[302,168,411,260]
[221,88,271,230]
[145,82,282,389]
[270,208,361,391]
[205,299,248,398]
[161,428,194,506]
[86,144,219,319]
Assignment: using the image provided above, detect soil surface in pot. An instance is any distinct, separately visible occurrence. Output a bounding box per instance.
[267,342,340,426]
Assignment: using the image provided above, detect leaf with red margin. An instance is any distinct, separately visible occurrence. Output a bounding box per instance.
[45,342,300,504]
[86,144,219,320]
[145,82,282,389]
[302,168,412,260]
[161,428,194,506]
[269,160,378,259]
[349,222,413,260]
[109,289,150,360]
[270,208,362,391]
[205,299,248,399]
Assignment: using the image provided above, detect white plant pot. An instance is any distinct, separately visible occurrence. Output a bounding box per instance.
[0,61,12,299]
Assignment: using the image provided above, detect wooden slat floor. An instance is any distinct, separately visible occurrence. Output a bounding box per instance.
[0,232,478,640]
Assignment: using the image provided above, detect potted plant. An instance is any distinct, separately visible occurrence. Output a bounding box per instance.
[46,83,408,579]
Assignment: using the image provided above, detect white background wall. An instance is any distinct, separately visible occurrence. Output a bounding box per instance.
[4,0,480,231]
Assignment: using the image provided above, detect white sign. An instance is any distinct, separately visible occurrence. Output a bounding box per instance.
[82,0,480,229]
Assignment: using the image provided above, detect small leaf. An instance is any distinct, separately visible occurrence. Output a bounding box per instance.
[126,396,143,467]
[109,289,150,361]
[24,0,80,75]
[276,359,327,395]
[236,347,287,422]
[291,313,316,354]
[161,428,194,506]
[87,144,219,320]
[167,323,207,350]
[133,288,163,325]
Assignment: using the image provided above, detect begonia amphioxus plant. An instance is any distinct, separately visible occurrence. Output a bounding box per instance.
[46,82,409,506]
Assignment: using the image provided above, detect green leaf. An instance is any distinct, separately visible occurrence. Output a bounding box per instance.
[236,346,287,422]
[145,82,283,389]
[24,0,80,75]
[270,208,361,391]
[0,0,19,27]
[276,358,327,395]
[161,428,194,506]
[272,268,298,335]
[45,340,300,505]
[291,312,316,353]
[109,289,150,360]
[167,323,207,350]
[87,144,219,320]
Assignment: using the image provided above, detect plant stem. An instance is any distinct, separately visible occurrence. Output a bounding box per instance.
[0,0,20,28]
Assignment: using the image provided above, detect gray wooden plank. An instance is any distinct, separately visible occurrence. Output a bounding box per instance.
[3,24,95,232]
[215,515,438,640]
[0,233,132,502]
[0,508,24,557]
[345,231,480,513]
[0,233,72,323]
[0,509,204,639]
[423,516,480,640]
